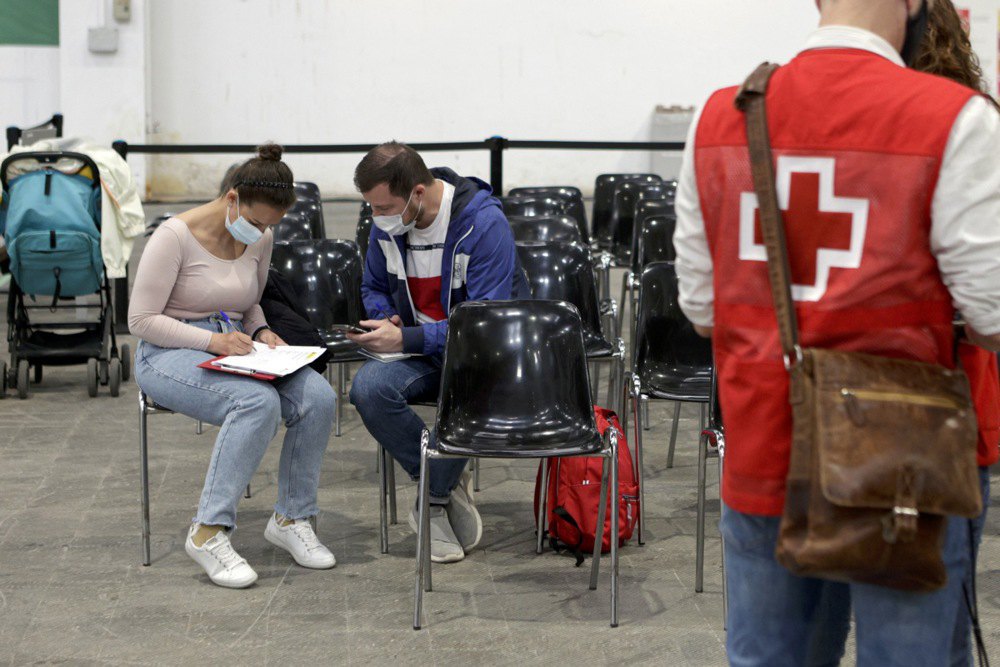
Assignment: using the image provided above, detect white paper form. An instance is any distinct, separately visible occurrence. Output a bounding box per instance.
[211,343,325,377]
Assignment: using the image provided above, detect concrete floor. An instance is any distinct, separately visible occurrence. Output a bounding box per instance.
[0,201,997,665]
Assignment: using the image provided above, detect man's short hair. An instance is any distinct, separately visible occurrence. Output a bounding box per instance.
[354,141,434,198]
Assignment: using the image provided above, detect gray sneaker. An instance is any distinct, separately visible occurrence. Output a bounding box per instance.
[408,502,465,563]
[447,469,483,550]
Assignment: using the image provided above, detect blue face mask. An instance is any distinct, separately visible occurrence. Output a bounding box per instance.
[225,194,263,245]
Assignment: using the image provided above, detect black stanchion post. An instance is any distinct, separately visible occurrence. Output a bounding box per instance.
[52,113,64,138]
[6,127,20,152]
[111,139,131,333]
[487,136,507,195]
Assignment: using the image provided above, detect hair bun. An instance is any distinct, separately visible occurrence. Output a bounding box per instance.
[257,142,283,161]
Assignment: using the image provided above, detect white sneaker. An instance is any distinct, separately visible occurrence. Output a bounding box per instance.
[185,525,258,589]
[264,514,336,569]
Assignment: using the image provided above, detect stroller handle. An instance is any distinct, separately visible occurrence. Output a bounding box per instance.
[1,151,101,192]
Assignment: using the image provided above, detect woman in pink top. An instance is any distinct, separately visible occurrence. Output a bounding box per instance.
[129,144,337,588]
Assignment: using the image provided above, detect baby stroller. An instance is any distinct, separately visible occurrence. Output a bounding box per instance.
[0,151,130,399]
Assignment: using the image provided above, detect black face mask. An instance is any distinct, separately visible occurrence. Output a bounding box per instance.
[899,0,929,67]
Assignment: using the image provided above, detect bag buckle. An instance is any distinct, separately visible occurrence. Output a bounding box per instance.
[783,344,803,371]
[882,466,921,544]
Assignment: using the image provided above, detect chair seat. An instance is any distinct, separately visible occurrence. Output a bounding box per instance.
[640,363,712,402]
[584,334,614,359]
[437,427,603,459]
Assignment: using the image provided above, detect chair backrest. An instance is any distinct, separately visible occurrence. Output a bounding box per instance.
[515,241,607,351]
[633,261,712,395]
[508,214,583,244]
[294,181,321,204]
[272,211,314,243]
[629,199,674,271]
[269,239,364,330]
[507,186,589,242]
[356,214,373,261]
[435,299,601,457]
[287,199,325,239]
[501,195,567,219]
[610,181,666,264]
[636,214,677,269]
[592,173,661,248]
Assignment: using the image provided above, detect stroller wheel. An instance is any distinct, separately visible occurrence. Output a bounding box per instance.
[120,344,132,382]
[99,360,109,386]
[7,362,16,389]
[87,358,99,398]
[109,358,122,398]
[17,360,29,399]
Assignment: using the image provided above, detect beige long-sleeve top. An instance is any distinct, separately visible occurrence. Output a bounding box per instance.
[127,218,272,350]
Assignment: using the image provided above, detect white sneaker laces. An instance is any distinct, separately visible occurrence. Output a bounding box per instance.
[208,536,247,570]
[288,522,323,552]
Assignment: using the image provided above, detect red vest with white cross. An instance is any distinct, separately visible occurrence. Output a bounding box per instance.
[694,48,978,515]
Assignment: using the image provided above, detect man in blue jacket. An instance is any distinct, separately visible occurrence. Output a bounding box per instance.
[348,141,528,563]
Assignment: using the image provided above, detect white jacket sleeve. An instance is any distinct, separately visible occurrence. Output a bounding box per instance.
[673,104,715,327]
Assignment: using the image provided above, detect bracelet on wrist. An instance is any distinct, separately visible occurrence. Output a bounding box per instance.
[251,326,271,341]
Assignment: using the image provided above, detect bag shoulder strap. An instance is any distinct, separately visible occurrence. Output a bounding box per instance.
[734,62,802,368]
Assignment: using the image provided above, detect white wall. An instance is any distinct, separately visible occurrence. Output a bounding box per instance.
[147,0,820,199]
[0,46,60,134]
[58,0,149,193]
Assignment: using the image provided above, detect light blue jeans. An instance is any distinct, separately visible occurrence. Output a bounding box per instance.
[135,318,337,529]
[721,502,970,667]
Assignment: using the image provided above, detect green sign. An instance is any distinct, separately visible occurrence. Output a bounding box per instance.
[0,0,59,46]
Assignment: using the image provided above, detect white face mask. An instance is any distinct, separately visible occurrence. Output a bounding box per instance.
[225,193,263,245]
[372,191,422,236]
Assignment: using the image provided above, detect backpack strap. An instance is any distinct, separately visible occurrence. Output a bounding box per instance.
[551,506,586,567]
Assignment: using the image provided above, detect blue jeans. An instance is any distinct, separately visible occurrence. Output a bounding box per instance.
[135,318,337,529]
[950,466,991,666]
[721,502,970,667]
[349,357,467,502]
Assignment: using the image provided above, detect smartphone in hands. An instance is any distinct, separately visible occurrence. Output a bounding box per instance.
[330,324,372,335]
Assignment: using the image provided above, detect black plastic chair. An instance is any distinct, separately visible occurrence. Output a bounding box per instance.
[270,239,366,435]
[516,242,625,414]
[501,195,568,219]
[627,261,712,548]
[294,181,321,204]
[272,212,314,243]
[508,186,589,243]
[287,199,325,240]
[508,214,583,244]
[592,174,661,250]
[618,197,675,337]
[356,214,373,262]
[413,300,621,629]
[609,182,669,266]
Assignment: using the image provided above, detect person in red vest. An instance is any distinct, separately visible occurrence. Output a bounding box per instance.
[674,0,1000,664]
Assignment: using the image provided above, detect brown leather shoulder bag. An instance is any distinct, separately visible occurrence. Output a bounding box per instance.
[734,62,981,591]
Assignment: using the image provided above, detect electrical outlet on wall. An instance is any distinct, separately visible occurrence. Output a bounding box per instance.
[113,0,131,22]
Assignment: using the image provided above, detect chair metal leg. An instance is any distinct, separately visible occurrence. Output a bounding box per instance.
[335,363,346,437]
[632,379,645,546]
[642,395,651,431]
[413,433,432,630]
[719,450,728,628]
[139,395,151,567]
[589,454,611,591]
[536,459,550,554]
[666,402,681,467]
[245,483,252,499]
[696,429,708,593]
[617,272,629,338]
[591,361,602,403]
[610,433,620,628]
[472,457,480,492]
[196,420,203,435]
[378,445,389,554]
[387,450,398,525]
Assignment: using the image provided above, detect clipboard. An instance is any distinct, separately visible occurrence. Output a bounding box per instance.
[197,357,278,381]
